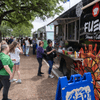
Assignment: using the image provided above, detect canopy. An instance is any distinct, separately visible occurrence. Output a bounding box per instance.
[47,17,79,26]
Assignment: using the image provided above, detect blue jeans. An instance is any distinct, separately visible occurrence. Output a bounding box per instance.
[23,45,25,54]
[33,45,36,54]
[37,58,42,74]
[26,46,30,55]
[48,60,53,74]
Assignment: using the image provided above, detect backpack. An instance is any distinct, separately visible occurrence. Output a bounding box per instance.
[0,54,4,70]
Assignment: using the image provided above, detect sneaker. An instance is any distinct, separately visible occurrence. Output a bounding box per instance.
[16,79,22,84]
[37,74,42,76]
[10,79,17,82]
[48,74,54,78]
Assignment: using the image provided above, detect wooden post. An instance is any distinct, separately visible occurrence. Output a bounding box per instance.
[64,24,66,40]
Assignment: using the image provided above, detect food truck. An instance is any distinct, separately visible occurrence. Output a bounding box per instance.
[33,25,54,41]
[48,0,100,99]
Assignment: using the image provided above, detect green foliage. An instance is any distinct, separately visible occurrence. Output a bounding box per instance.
[0,24,12,37]
[0,21,33,37]
[11,23,33,37]
[0,0,65,41]
[0,0,64,26]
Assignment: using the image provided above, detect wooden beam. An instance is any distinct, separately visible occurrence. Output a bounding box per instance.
[82,0,100,10]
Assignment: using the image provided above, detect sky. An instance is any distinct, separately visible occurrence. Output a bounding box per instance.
[31,0,81,33]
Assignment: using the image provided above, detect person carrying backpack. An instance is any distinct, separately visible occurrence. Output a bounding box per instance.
[0,42,14,100]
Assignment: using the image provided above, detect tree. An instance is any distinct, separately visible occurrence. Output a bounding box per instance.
[0,22,12,38]
[11,23,33,37]
[0,0,65,41]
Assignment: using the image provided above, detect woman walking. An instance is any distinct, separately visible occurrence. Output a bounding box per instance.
[22,39,26,54]
[25,37,30,56]
[9,41,23,83]
[37,41,44,76]
[46,39,56,78]
[0,43,14,100]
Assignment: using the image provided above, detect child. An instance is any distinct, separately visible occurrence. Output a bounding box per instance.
[9,41,23,83]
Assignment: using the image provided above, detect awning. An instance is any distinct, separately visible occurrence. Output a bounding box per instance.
[47,17,79,26]
[81,0,100,10]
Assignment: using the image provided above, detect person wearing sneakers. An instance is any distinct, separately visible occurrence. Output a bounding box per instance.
[0,43,14,100]
[9,41,23,83]
[25,37,30,56]
[37,41,44,76]
[46,39,55,78]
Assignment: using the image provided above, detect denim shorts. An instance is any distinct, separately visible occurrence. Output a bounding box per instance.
[14,62,20,65]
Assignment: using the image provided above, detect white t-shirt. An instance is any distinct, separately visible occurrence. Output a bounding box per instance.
[25,40,29,46]
[19,39,21,44]
[37,40,41,47]
[13,38,16,41]
[10,48,20,63]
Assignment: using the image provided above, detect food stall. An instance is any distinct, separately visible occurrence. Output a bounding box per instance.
[34,25,54,41]
[48,0,100,99]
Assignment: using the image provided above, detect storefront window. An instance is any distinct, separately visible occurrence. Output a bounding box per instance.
[58,24,64,36]
[68,22,75,40]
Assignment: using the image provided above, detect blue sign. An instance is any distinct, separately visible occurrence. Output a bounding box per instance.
[55,72,95,100]
[63,0,70,3]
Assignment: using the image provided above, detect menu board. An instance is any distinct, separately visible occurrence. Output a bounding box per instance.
[46,32,54,41]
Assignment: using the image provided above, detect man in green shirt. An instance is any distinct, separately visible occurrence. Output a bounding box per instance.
[0,52,14,75]
[43,39,48,50]
[0,43,14,100]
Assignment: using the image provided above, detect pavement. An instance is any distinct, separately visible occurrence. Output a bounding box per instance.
[0,48,58,100]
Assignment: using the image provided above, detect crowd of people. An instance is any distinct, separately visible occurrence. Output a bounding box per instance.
[3,36,32,56]
[0,40,23,100]
[36,39,56,78]
[0,36,56,100]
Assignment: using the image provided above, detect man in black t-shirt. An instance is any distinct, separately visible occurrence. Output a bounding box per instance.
[46,39,55,78]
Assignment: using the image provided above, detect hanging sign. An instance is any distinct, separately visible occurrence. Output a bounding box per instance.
[92,3,99,17]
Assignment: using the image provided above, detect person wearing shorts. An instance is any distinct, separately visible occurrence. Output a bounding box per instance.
[9,41,23,83]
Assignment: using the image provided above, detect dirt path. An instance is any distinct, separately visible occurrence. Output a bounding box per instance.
[0,48,58,100]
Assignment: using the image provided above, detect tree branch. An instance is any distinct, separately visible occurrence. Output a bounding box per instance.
[2,18,26,25]
[1,10,15,19]
[0,3,5,7]
[0,3,46,20]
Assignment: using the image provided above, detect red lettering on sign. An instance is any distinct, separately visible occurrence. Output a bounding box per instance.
[88,39,100,42]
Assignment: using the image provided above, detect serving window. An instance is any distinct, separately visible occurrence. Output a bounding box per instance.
[55,24,64,39]
[68,22,75,40]
[66,19,79,41]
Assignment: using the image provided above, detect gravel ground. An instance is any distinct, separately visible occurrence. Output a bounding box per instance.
[0,48,58,100]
